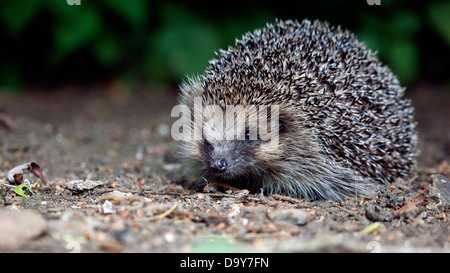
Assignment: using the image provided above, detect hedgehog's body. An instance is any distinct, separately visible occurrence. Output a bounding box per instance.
[178,19,418,200]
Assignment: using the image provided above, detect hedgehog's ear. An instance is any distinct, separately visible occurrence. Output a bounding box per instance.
[179,76,203,108]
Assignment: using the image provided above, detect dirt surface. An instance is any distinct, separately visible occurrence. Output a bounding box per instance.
[0,81,449,253]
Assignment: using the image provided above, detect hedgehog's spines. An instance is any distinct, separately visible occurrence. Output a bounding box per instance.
[178,19,418,200]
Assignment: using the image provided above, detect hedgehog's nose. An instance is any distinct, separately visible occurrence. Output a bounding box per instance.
[211,158,227,173]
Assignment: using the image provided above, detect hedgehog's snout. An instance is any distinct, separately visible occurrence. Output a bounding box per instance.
[210,157,227,173]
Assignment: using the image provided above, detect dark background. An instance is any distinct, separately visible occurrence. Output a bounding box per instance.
[1,0,449,91]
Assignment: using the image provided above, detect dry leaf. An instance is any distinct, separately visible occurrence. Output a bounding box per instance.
[394,203,417,213]
[7,162,47,185]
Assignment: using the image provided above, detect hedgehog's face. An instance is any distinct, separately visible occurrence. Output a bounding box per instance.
[178,78,295,188]
[200,134,263,182]
[184,103,284,186]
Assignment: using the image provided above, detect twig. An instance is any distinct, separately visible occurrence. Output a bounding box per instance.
[330,204,359,214]
[142,201,179,221]
[271,194,306,204]
[0,113,18,132]
[144,191,182,196]
[183,191,260,200]
[185,193,238,199]
[0,180,15,188]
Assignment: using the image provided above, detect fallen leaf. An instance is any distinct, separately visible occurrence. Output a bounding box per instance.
[7,162,47,185]
[387,230,403,240]
[436,213,446,221]
[216,222,226,230]
[118,210,130,218]
[362,222,382,234]
[394,203,417,213]
[437,161,450,173]
[29,162,47,185]
[14,184,34,197]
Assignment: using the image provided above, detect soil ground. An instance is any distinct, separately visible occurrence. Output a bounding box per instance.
[0,81,449,253]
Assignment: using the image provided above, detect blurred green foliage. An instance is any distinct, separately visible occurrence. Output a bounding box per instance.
[0,0,449,90]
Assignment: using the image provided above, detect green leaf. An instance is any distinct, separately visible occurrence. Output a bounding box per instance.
[357,15,383,52]
[363,222,382,234]
[14,184,34,198]
[52,6,102,61]
[387,9,420,38]
[0,0,41,35]
[146,3,221,82]
[386,39,419,84]
[101,0,147,28]
[428,1,450,47]
[93,32,121,65]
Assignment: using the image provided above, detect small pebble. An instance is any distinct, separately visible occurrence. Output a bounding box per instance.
[102,200,115,214]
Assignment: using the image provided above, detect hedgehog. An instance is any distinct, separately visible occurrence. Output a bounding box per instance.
[176,19,418,200]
